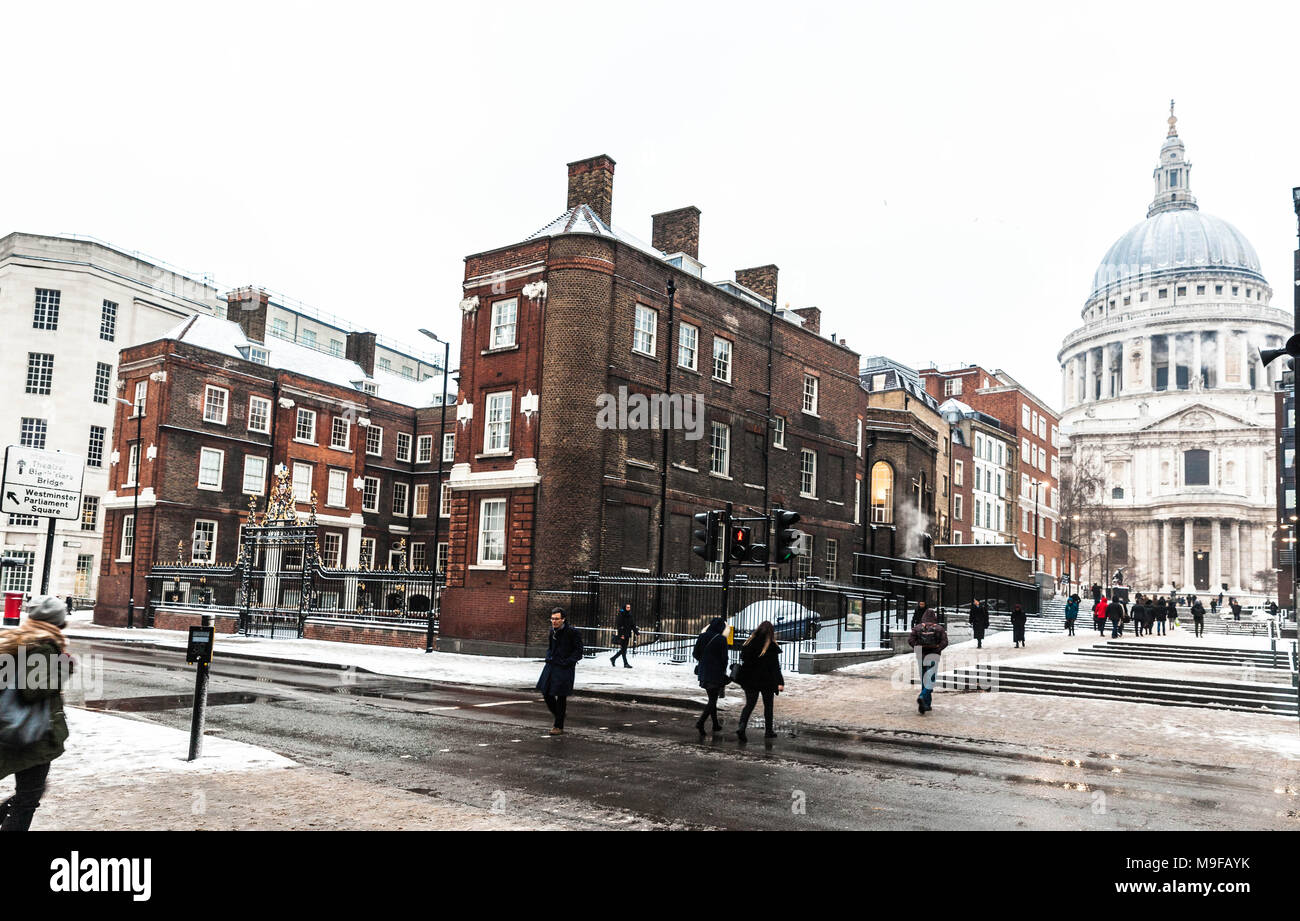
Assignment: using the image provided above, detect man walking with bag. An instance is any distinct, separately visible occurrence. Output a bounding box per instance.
[536,607,583,735]
[908,606,949,715]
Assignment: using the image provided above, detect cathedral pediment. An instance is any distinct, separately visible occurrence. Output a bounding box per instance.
[1137,403,1259,433]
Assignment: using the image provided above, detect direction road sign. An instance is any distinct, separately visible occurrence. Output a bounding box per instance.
[1,446,85,521]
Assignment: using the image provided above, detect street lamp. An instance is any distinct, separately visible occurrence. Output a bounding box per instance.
[417,328,452,654]
[114,395,143,629]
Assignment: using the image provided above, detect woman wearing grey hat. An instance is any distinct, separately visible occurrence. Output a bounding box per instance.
[0,596,72,831]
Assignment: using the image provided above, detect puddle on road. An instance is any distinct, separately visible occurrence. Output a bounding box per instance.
[84,691,279,712]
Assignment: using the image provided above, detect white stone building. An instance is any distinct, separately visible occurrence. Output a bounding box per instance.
[1057,109,1289,597]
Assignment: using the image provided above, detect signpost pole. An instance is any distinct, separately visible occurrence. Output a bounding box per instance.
[39,517,56,594]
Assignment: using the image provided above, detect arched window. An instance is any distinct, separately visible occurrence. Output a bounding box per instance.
[870,462,893,524]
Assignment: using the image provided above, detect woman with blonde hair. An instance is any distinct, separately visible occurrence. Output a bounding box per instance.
[734,621,784,743]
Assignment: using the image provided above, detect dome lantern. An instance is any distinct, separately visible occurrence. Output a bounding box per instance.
[1148,100,1197,218]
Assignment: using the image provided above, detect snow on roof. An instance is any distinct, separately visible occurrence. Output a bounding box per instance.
[161,314,447,408]
[938,398,974,417]
[526,204,666,261]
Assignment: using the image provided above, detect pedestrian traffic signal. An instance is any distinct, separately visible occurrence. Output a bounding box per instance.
[692,510,721,562]
[774,509,805,563]
[729,526,752,562]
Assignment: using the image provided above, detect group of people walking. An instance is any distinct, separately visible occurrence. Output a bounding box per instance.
[1071,589,1215,638]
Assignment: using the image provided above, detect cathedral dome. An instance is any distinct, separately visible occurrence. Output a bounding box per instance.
[1089,209,1264,300]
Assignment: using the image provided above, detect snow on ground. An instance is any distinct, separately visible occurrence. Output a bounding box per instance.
[54,707,295,794]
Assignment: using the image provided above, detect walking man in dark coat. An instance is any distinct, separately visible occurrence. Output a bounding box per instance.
[610,602,639,668]
[1130,595,1147,637]
[969,600,990,648]
[537,607,584,735]
[1010,604,1028,648]
[1191,598,1206,637]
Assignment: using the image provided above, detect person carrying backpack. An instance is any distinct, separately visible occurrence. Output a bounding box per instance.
[908,607,949,715]
[1063,594,1079,636]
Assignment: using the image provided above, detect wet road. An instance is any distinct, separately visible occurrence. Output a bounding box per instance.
[72,639,1298,830]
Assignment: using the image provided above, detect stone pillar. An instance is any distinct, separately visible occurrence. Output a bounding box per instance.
[1084,348,1096,402]
[1232,520,1243,591]
[1210,519,1222,592]
[1162,519,1172,590]
[1103,345,1115,399]
[1183,519,1195,591]
[1147,335,1156,390]
[1216,329,1227,388]
[1192,332,1202,388]
[1240,333,1250,389]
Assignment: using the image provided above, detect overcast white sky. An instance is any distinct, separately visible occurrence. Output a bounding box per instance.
[7,1,1299,407]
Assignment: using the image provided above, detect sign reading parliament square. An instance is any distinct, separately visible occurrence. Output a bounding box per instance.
[1,446,85,521]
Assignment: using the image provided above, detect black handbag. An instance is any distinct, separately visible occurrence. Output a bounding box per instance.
[727,661,744,684]
[0,687,51,749]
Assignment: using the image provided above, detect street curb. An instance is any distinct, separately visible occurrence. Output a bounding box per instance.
[69,630,706,709]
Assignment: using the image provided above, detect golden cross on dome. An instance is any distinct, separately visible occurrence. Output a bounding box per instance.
[1167,98,1177,136]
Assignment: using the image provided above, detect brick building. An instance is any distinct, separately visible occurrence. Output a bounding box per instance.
[938,398,1018,547]
[439,156,867,655]
[94,290,453,626]
[920,365,1062,580]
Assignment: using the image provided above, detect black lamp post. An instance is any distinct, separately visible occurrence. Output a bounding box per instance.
[418,329,452,654]
[1260,187,1300,616]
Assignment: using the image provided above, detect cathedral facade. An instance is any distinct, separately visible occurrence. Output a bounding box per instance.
[1058,107,1289,597]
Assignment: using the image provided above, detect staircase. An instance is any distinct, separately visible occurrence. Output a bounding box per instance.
[937,663,1298,716]
[1065,641,1292,671]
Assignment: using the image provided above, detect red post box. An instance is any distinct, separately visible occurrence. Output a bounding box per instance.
[3,591,23,626]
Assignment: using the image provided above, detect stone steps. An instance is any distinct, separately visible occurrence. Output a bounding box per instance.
[937,664,1297,716]
[1064,641,1292,670]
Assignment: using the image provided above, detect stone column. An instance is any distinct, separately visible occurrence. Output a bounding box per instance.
[1100,346,1111,399]
[1183,519,1195,591]
[1216,329,1227,388]
[1192,331,1202,389]
[1162,519,1172,589]
[1084,348,1096,402]
[1147,335,1156,390]
[1240,332,1250,389]
[1232,520,1243,591]
[1210,520,1222,592]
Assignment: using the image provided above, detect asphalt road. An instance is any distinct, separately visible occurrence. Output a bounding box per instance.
[71,638,1298,830]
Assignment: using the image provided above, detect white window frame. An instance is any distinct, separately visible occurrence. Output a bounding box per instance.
[476,498,507,567]
[396,432,412,462]
[954,459,963,487]
[362,476,380,513]
[413,483,429,518]
[248,396,271,434]
[442,432,455,463]
[292,462,313,503]
[124,443,140,487]
[802,374,819,415]
[436,542,448,576]
[800,448,817,498]
[331,416,351,451]
[417,435,433,463]
[484,392,512,454]
[242,456,268,495]
[133,380,148,417]
[322,532,343,568]
[119,514,135,561]
[203,386,229,425]
[359,537,376,569]
[678,322,698,371]
[954,494,963,521]
[327,469,348,508]
[491,297,518,349]
[633,305,657,357]
[191,520,217,563]
[440,482,452,517]
[710,423,730,477]
[295,408,317,444]
[773,415,785,449]
[712,337,732,383]
[197,448,225,491]
[393,482,410,517]
[366,425,384,457]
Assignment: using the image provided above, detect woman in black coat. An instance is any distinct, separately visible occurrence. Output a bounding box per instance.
[1010,604,1028,648]
[536,607,584,734]
[692,617,730,737]
[969,601,990,648]
[735,621,784,742]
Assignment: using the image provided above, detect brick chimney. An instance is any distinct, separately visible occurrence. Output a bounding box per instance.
[735,265,778,305]
[226,286,270,343]
[793,307,821,335]
[346,331,377,376]
[567,155,616,225]
[651,206,701,259]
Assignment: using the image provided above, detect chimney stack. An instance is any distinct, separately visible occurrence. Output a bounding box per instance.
[346,331,377,377]
[651,206,701,259]
[793,307,822,335]
[567,155,616,225]
[735,265,778,305]
[226,286,270,343]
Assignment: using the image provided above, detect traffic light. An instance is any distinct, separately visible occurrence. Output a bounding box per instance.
[692,510,721,562]
[774,509,805,563]
[729,526,752,562]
